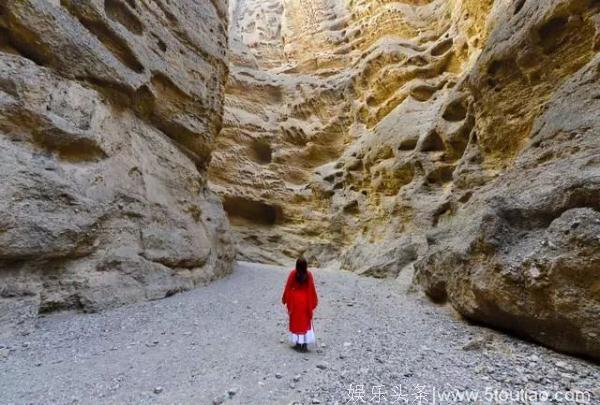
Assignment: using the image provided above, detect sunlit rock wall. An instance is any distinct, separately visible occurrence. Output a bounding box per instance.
[210,0,600,359]
[0,0,235,319]
[211,0,492,263]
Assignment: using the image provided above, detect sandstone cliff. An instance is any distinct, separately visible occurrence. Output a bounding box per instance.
[0,0,235,317]
[209,0,599,359]
[210,0,496,264]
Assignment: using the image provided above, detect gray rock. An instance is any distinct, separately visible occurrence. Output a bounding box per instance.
[212,394,227,404]
[0,0,235,316]
[316,362,329,370]
[0,349,9,359]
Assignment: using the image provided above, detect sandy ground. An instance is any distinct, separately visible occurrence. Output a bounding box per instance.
[0,262,598,404]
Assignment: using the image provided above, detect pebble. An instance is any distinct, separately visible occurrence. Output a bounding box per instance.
[555,360,573,371]
[293,374,301,382]
[275,373,283,379]
[153,386,163,394]
[227,388,237,397]
[462,337,486,351]
[316,362,328,370]
[212,394,227,404]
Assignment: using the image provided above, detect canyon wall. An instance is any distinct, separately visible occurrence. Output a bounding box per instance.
[210,0,600,359]
[210,0,496,264]
[0,0,235,320]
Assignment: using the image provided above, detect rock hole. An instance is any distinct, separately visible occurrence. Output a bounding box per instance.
[343,200,359,214]
[223,197,282,226]
[420,131,445,152]
[31,131,107,163]
[133,84,155,118]
[442,99,467,122]
[323,173,336,183]
[514,0,526,14]
[487,60,504,76]
[432,202,453,227]
[0,27,49,66]
[459,191,473,203]
[157,38,167,52]
[398,137,418,151]
[431,38,453,56]
[105,0,144,35]
[410,85,437,102]
[426,165,455,185]
[249,139,272,164]
[538,16,569,54]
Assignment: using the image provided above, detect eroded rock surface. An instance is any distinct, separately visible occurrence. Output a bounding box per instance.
[0,0,234,316]
[210,0,496,263]
[209,0,600,359]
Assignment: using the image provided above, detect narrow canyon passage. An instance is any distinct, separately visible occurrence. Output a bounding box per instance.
[208,0,600,360]
[0,2,599,402]
[1,263,598,404]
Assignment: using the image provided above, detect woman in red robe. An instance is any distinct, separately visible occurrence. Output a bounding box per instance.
[281,257,318,352]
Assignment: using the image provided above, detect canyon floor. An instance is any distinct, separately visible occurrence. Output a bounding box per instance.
[1,262,598,405]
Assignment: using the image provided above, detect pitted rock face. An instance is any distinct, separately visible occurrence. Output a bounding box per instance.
[208,0,600,359]
[0,0,235,315]
[210,0,494,263]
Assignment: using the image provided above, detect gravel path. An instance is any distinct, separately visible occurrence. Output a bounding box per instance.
[1,262,598,405]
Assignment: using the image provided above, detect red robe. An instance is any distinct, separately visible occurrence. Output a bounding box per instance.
[281,269,318,334]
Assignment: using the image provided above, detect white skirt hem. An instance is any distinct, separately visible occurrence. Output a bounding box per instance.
[289,327,316,345]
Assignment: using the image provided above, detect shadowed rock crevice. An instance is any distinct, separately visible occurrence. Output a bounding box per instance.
[223,196,283,226]
[104,0,144,36]
[60,0,145,73]
[249,139,273,164]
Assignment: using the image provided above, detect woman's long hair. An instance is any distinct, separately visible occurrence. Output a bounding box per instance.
[295,257,308,284]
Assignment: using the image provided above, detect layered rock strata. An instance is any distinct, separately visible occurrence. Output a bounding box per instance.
[0,0,235,316]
